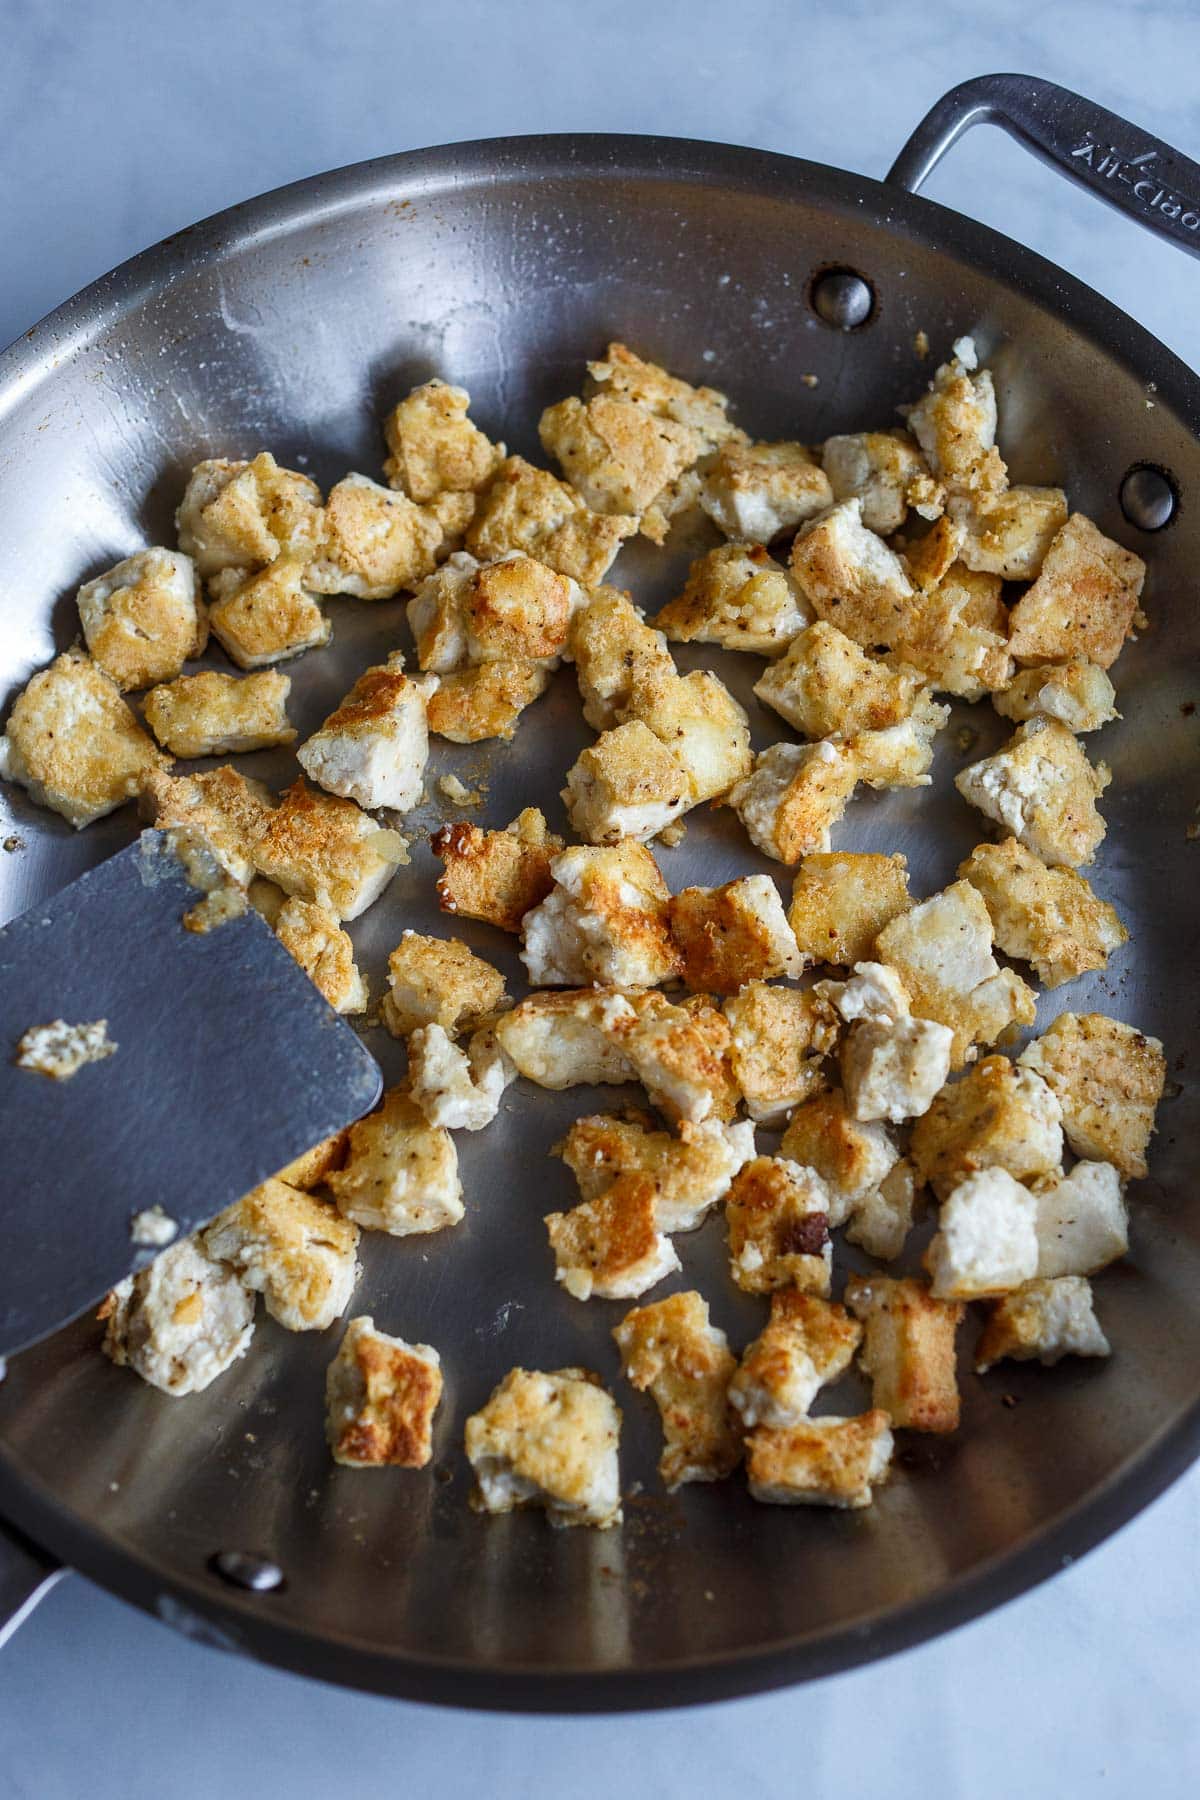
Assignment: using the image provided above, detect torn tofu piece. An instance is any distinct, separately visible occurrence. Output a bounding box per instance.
[328,1087,463,1235]
[789,498,915,649]
[723,982,838,1125]
[746,1411,894,1509]
[698,440,832,542]
[308,474,465,600]
[274,1131,349,1191]
[653,543,810,653]
[613,1290,741,1488]
[143,669,295,758]
[493,988,641,1089]
[955,720,1110,869]
[325,1315,443,1468]
[780,1088,899,1227]
[949,485,1068,580]
[1006,513,1146,670]
[77,548,206,692]
[725,1156,832,1295]
[821,430,928,534]
[910,1056,1064,1201]
[788,852,912,968]
[138,765,275,885]
[729,1292,862,1429]
[992,660,1118,734]
[1032,1160,1128,1278]
[606,990,741,1125]
[466,455,637,585]
[555,1113,755,1233]
[753,621,926,739]
[569,587,676,729]
[890,562,1012,699]
[904,337,1006,499]
[427,660,549,742]
[176,452,323,582]
[816,959,912,1027]
[203,1180,361,1331]
[252,779,406,919]
[975,1277,1110,1372]
[382,930,508,1037]
[297,656,432,811]
[100,1238,255,1396]
[432,807,562,932]
[207,553,331,669]
[1018,1013,1166,1180]
[842,1014,957,1125]
[460,554,582,667]
[926,1169,1038,1300]
[849,693,949,791]
[845,1160,919,1261]
[668,874,803,995]
[627,668,753,804]
[958,837,1127,988]
[273,896,368,1014]
[0,650,168,828]
[520,842,680,988]
[465,1366,623,1528]
[845,1276,963,1434]
[406,1022,516,1132]
[562,719,691,844]
[405,550,477,672]
[15,1018,116,1080]
[545,1172,681,1301]
[383,378,504,502]
[728,740,860,865]
[875,880,1038,1068]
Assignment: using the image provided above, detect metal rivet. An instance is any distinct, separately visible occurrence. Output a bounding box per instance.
[1120,464,1177,532]
[811,269,874,331]
[209,1550,285,1593]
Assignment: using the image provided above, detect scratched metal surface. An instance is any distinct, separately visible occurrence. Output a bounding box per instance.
[0,139,1198,1706]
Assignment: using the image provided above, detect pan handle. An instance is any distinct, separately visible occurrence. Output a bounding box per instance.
[0,1516,67,1650]
[888,73,1200,262]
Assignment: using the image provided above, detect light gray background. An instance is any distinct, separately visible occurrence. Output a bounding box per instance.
[1,2,1197,1795]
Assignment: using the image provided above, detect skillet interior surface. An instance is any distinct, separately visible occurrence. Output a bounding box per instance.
[0,137,1198,1708]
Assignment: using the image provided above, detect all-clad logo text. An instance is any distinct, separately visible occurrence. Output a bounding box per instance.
[1071,140,1200,229]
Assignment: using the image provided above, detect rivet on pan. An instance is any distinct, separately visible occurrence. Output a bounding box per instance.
[1120,464,1177,532]
[810,269,874,331]
[209,1550,285,1593]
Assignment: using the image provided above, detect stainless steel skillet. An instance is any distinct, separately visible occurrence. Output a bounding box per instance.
[1,74,1199,1709]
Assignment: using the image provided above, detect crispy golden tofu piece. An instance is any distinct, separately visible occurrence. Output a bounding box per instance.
[325,1315,443,1468]
[555,1112,755,1233]
[606,989,741,1125]
[1006,513,1146,670]
[729,1292,862,1430]
[653,543,809,654]
[925,1168,1038,1300]
[562,718,691,844]
[746,1411,893,1508]
[668,873,803,995]
[176,452,323,581]
[699,440,832,543]
[975,1277,1110,1372]
[890,562,1012,699]
[588,342,740,440]
[138,764,275,884]
[1,650,168,828]
[465,554,580,664]
[545,1171,680,1302]
[203,1179,360,1331]
[274,1130,349,1191]
[382,930,508,1037]
[821,430,928,534]
[383,378,504,502]
[905,338,1006,499]
[955,719,1111,869]
[958,837,1127,987]
[788,851,912,967]
[753,621,925,738]
[723,981,838,1125]
[521,842,680,989]
[328,1087,462,1235]
[847,694,950,791]
[875,880,1037,1068]
[780,1088,898,1227]
[845,1276,963,1434]
[493,988,641,1089]
[297,655,433,811]
[569,587,675,730]
[252,778,407,919]
[724,1156,832,1295]
[309,474,466,600]
[100,1238,255,1396]
[432,807,562,932]
[910,1055,1063,1201]
[993,660,1118,734]
[950,485,1068,580]
[1018,1013,1165,1180]
[465,1367,622,1528]
[427,660,549,742]
[466,455,637,584]
[627,667,753,803]
[207,552,330,669]
[613,1290,741,1489]
[789,498,915,648]
[143,668,295,758]
[77,548,206,691]
[728,740,860,865]
[273,896,368,1014]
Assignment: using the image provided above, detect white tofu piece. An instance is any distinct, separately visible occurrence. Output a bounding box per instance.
[545,1173,681,1301]
[203,1180,360,1332]
[1033,1161,1129,1278]
[850,694,949,790]
[668,873,803,995]
[729,1291,862,1429]
[949,486,1069,580]
[493,989,642,1089]
[297,654,434,812]
[728,739,860,865]
[77,548,206,692]
[15,1018,116,1080]
[753,621,925,739]
[608,991,740,1126]
[0,650,167,828]
[699,440,832,542]
[328,1088,463,1235]
[993,661,1119,734]
[274,897,369,1014]
[975,1277,1111,1372]
[406,1023,516,1131]
[841,1014,955,1124]
[653,543,810,653]
[613,1290,741,1489]
[100,1238,255,1396]
[382,930,508,1037]
[926,1169,1038,1300]
[955,719,1111,869]
[779,1088,899,1227]
[176,452,323,580]
[556,1113,755,1233]
[520,843,680,988]
[746,1412,894,1508]
[465,1367,623,1528]
[325,1315,444,1468]
[142,669,295,758]
[816,960,911,1026]
[252,779,408,920]
[406,551,478,672]
[788,498,915,649]
[845,1160,919,1261]
[561,719,691,844]
[821,430,928,534]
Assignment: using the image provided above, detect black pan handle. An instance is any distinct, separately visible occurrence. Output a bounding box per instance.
[888,73,1200,262]
[0,1515,66,1650]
